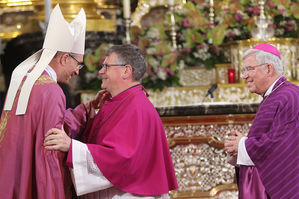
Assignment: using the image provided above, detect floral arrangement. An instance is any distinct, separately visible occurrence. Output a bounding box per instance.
[83,0,299,90]
[130,23,180,90]
[82,43,113,91]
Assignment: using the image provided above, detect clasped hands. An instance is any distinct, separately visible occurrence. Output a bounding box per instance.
[224,130,244,156]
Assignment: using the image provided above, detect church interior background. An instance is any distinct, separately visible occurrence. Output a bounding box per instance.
[0,0,298,198]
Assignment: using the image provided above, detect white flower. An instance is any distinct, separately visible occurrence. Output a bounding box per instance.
[157,68,167,80]
[233,28,241,36]
[146,47,156,55]
[148,57,160,68]
[146,28,160,39]
[193,48,211,61]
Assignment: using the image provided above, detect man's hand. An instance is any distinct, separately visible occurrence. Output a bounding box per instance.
[44,126,71,152]
[89,90,111,109]
[224,130,244,156]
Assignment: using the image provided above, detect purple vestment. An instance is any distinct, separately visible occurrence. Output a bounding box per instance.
[240,77,299,199]
[0,72,81,199]
[67,85,178,195]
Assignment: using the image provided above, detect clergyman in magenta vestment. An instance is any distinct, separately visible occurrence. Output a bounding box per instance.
[239,77,299,199]
[0,72,80,199]
[67,84,178,195]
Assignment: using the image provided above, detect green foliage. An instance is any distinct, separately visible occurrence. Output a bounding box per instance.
[82,0,298,91]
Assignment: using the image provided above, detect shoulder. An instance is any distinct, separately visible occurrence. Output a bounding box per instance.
[30,75,64,101]
[267,82,299,111]
[131,90,155,109]
[275,82,299,101]
[33,75,62,91]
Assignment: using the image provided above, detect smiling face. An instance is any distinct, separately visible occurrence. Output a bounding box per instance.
[57,53,82,83]
[98,52,127,96]
[241,54,269,95]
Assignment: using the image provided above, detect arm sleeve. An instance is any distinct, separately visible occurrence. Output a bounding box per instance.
[70,139,113,196]
[63,104,89,139]
[237,137,255,166]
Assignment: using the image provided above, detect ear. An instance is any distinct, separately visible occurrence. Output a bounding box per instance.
[266,63,275,76]
[58,53,69,66]
[122,64,133,79]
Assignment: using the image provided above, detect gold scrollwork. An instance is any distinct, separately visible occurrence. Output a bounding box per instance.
[168,136,224,149]
[170,183,237,198]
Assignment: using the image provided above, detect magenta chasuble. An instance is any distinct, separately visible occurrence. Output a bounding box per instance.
[239,77,299,199]
[72,85,178,195]
[0,73,73,199]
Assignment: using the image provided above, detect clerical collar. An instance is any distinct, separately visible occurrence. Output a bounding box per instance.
[45,65,57,82]
[112,84,141,99]
[264,77,281,97]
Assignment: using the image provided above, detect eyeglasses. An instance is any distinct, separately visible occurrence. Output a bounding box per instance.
[241,63,268,75]
[69,54,84,70]
[99,63,127,71]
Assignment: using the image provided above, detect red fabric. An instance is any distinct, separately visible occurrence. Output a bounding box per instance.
[0,73,71,199]
[80,85,178,195]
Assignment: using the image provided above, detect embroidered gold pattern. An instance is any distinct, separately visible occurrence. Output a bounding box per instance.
[35,75,55,85]
[0,111,10,144]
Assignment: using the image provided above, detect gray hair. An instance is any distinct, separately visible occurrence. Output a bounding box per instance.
[242,48,284,75]
[107,44,147,82]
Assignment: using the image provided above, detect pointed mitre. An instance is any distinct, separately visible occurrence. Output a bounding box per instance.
[4,4,86,115]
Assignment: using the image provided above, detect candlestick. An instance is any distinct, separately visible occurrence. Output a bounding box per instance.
[251,0,274,40]
[169,3,177,49]
[209,0,214,28]
[44,0,52,24]
[123,0,130,19]
[123,18,131,44]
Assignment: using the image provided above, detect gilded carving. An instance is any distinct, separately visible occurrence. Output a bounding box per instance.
[164,119,251,198]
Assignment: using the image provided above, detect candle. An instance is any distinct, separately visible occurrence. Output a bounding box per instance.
[210,0,214,7]
[123,0,130,19]
[169,0,174,6]
[44,0,52,23]
[228,68,236,83]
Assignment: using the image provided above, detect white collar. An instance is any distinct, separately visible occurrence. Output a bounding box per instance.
[264,77,280,97]
[45,65,57,82]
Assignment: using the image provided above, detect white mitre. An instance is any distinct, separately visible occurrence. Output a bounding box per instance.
[4,4,86,115]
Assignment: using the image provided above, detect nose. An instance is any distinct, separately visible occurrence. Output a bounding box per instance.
[241,72,248,79]
[98,67,105,74]
[74,69,79,76]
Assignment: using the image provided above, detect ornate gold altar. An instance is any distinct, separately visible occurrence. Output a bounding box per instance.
[164,113,254,198]
[0,0,117,40]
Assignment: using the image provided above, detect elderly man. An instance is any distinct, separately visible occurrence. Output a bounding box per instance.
[0,5,103,199]
[224,43,299,199]
[44,44,178,198]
